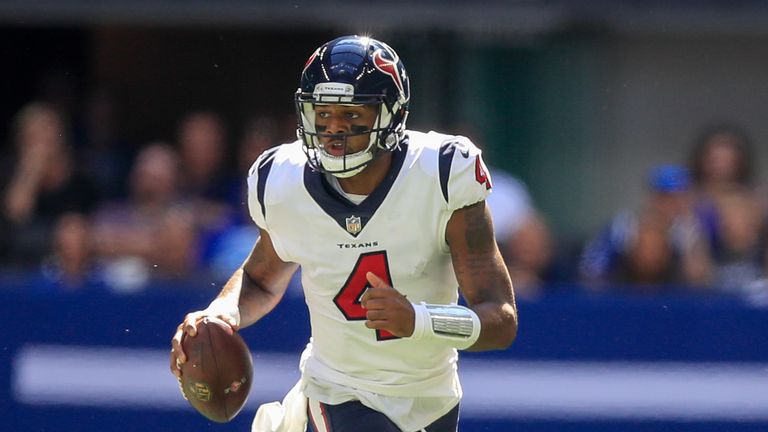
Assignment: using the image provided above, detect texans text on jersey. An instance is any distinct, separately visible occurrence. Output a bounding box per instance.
[336,241,379,249]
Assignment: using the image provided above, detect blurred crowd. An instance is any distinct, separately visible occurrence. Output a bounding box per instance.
[2,96,768,303]
[0,97,293,294]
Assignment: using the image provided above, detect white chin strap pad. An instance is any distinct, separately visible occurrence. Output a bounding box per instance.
[319,149,373,178]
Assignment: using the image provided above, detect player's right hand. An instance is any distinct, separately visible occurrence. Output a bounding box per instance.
[361,272,416,338]
[170,308,239,378]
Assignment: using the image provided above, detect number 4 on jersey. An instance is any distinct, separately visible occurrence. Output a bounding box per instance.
[475,155,492,190]
[333,251,398,341]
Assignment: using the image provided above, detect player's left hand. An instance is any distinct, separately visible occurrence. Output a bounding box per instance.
[361,272,415,337]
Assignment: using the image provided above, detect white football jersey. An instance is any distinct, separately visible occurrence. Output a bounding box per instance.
[247,130,492,430]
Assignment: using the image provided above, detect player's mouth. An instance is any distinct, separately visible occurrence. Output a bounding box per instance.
[322,139,347,157]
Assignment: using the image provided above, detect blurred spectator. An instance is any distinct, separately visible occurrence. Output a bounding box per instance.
[91,143,197,291]
[75,88,133,199]
[580,165,712,292]
[176,111,235,203]
[688,125,768,286]
[709,190,767,294]
[175,111,240,269]
[621,213,676,286]
[487,172,535,246]
[689,124,755,200]
[489,172,555,297]
[38,212,106,293]
[238,116,279,175]
[206,116,278,280]
[233,116,279,205]
[1,102,101,267]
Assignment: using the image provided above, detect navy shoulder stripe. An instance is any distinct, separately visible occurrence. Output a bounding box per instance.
[438,142,456,203]
[255,147,280,218]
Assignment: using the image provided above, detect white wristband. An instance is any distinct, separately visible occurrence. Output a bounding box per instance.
[410,302,481,350]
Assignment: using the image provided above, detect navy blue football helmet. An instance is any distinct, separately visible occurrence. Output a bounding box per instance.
[296,35,410,177]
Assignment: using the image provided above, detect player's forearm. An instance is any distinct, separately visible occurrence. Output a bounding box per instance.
[466,300,518,351]
[455,259,518,351]
[240,267,289,328]
[212,267,284,329]
[408,284,517,351]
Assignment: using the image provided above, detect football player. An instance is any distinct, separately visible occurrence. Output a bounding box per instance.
[171,35,517,432]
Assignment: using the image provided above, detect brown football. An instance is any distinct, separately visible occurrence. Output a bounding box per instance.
[180,316,253,423]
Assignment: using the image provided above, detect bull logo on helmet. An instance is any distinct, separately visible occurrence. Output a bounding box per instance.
[372,49,407,102]
[302,47,322,76]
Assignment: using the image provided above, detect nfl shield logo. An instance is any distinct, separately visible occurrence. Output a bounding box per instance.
[345,215,362,235]
[189,382,211,401]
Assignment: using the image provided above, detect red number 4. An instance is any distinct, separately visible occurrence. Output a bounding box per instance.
[475,156,492,190]
[333,251,398,341]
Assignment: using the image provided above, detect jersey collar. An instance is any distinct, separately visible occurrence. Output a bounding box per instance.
[303,141,408,237]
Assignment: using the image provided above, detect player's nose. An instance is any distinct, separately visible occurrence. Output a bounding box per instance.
[325,114,350,134]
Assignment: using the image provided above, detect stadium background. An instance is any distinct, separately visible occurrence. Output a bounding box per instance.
[2,1,768,431]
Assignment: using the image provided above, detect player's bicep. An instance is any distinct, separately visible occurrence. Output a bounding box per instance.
[446,201,513,306]
[242,230,298,297]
